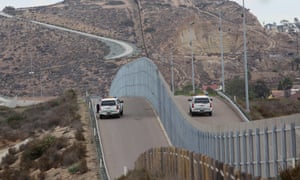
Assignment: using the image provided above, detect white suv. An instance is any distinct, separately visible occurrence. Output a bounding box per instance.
[188,95,213,116]
[99,97,123,119]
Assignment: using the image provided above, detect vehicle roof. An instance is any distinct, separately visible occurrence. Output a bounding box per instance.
[101,97,118,101]
[192,95,210,98]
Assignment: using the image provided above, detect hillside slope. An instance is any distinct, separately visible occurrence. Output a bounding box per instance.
[1,0,299,96]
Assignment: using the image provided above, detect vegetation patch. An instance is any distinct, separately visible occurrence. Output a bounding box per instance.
[225,77,300,120]
[0,90,91,178]
[105,1,125,6]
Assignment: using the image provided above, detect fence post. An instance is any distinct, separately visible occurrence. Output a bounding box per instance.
[272,125,278,176]
[216,132,220,161]
[255,128,261,177]
[225,132,229,164]
[248,129,254,176]
[236,131,241,171]
[190,152,194,180]
[290,123,296,167]
[211,133,216,159]
[281,123,287,170]
[175,148,179,178]
[230,131,235,166]
[242,130,247,173]
[221,132,225,162]
[264,127,270,177]
[161,147,164,176]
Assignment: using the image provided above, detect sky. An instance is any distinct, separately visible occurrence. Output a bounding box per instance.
[0,0,299,25]
[232,0,299,25]
[0,0,61,11]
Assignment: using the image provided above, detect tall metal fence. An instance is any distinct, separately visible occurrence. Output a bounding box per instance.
[110,57,300,178]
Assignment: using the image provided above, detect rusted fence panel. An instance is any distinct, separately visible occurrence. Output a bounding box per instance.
[135,147,255,180]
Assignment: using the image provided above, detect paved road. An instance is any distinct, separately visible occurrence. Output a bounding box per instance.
[174,95,243,130]
[93,95,243,179]
[93,97,170,179]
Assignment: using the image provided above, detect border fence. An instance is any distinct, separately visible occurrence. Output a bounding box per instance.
[109,57,299,178]
[135,147,254,180]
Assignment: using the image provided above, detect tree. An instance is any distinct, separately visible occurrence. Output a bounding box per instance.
[294,57,300,70]
[280,19,289,25]
[253,80,270,99]
[3,6,16,15]
[278,77,293,90]
[226,77,245,99]
[226,77,255,100]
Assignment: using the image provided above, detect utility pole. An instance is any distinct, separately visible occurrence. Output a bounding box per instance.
[242,0,250,112]
[40,73,43,97]
[171,50,174,95]
[219,11,225,93]
[189,21,195,95]
[297,32,299,55]
[29,53,35,97]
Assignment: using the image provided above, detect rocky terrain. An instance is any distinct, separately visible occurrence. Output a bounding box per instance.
[1,0,299,97]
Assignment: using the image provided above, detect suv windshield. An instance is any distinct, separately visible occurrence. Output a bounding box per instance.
[101,100,116,106]
[194,98,209,103]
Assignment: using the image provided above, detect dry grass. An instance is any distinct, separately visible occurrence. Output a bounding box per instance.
[250,97,300,120]
[0,89,96,179]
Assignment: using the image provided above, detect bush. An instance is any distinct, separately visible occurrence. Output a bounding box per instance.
[6,113,27,129]
[105,1,125,5]
[280,163,300,179]
[22,136,56,161]
[62,143,86,166]
[75,129,85,141]
[68,159,88,174]
[1,152,18,167]
[121,20,134,27]
[144,27,156,33]
[0,167,30,180]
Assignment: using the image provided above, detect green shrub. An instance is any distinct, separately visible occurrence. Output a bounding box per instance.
[6,113,26,129]
[68,159,88,174]
[23,136,56,161]
[121,20,134,27]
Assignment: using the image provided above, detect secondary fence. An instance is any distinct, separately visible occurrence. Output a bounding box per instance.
[86,95,110,180]
[135,147,256,180]
[110,57,300,178]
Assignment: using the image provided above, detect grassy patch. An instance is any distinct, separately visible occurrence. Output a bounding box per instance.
[250,98,300,120]
[0,90,89,177]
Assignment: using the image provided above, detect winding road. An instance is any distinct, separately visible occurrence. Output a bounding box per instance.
[0,11,136,60]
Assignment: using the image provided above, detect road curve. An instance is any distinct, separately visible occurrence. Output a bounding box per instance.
[0,11,135,59]
[93,97,170,179]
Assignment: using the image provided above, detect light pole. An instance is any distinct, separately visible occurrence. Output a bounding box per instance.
[189,21,195,95]
[242,0,250,112]
[29,56,34,97]
[171,50,175,95]
[219,11,225,93]
[297,31,299,55]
